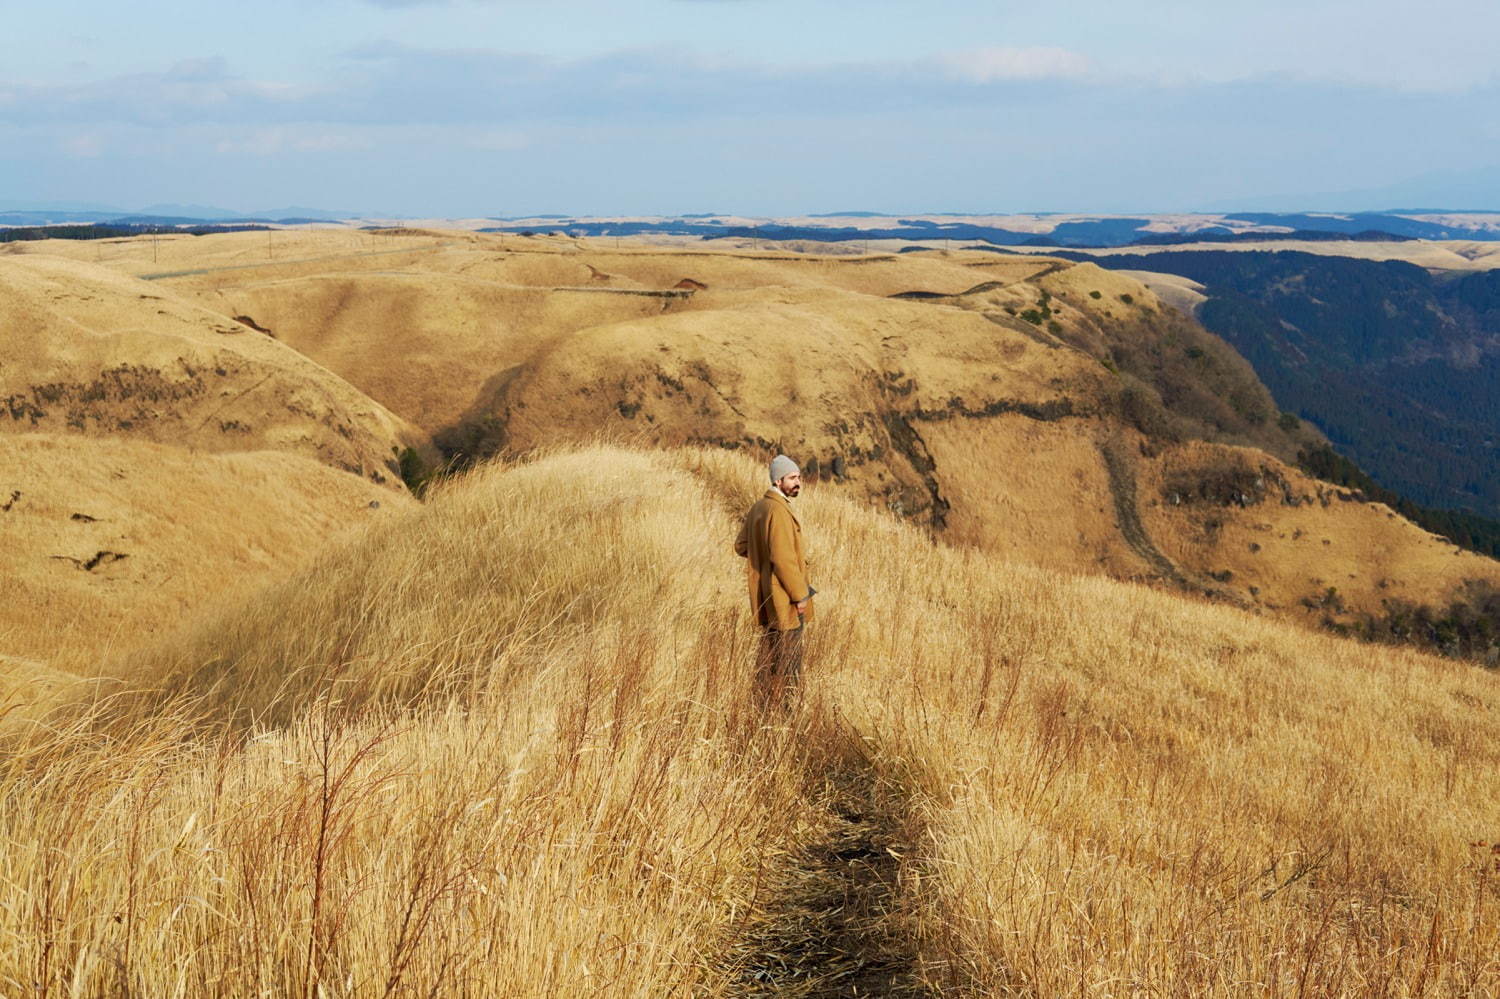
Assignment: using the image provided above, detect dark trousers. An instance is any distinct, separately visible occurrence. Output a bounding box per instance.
[755,626,804,709]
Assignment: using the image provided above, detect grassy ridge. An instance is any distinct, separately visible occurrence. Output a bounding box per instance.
[3,445,1499,995]
[4,449,820,995]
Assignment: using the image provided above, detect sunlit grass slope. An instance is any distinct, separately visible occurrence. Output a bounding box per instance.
[19,228,1495,634]
[3,448,821,996]
[820,499,1500,995]
[0,433,413,672]
[109,227,1498,633]
[0,253,425,481]
[3,445,1498,996]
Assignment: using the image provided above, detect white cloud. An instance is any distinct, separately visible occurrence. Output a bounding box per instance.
[939,46,1091,83]
[0,41,1114,136]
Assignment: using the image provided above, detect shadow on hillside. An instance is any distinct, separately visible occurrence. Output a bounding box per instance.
[432,365,523,468]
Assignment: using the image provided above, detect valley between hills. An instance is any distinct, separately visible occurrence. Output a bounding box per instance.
[2,229,1499,996]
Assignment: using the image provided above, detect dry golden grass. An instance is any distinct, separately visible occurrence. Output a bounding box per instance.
[0,253,425,480]
[0,433,414,672]
[144,234,1060,441]
[3,444,1498,996]
[920,413,1146,574]
[1140,439,1499,615]
[11,227,1496,663]
[177,272,671,434]
[1115,268,1210,317]
[2,448,825,996]
[814,503,1500,995]
[5,226,449,279]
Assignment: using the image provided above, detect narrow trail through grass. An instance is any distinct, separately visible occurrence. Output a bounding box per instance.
[728,752,937,998]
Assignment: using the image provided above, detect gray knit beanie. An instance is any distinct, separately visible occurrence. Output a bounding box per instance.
[769,454,799,483]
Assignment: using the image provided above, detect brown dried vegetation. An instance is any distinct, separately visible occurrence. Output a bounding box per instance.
[0,446,1497,996]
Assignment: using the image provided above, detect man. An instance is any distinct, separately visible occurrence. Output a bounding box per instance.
[735,454,816,706]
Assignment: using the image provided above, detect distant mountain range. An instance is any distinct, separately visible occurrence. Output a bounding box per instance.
[478,212,1500,247]
[8,208,1500,245]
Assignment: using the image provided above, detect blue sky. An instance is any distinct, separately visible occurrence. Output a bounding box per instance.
[3,0,1499,216]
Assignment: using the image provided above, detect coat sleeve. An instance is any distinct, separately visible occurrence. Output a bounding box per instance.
[766,506,810,601]
[734,514,749,558]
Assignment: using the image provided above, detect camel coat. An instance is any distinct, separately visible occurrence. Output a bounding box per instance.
[735,489,815,632]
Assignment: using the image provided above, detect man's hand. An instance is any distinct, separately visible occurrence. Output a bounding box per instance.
[796,599,809,614]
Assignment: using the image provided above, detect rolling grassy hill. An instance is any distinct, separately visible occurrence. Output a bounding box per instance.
[9,229,1500,662]
[4,230,1500,993]
[125,229,1500,646]
[0,434,412,670]
[0,252,425,478]
[0,247,428,669]
[1,445,1497,996]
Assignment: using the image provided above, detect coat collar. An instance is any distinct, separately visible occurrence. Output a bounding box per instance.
[764,487,801,525]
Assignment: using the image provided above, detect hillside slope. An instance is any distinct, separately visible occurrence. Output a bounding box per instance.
[1059,248,1500,520]
[4,445,1497,996]
[0,253,427,484]
[120,229,1500,641]
[0,251,439,668]
[0,433,414,670]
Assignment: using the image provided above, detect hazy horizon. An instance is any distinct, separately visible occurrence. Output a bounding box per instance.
[7,201,1500,223]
